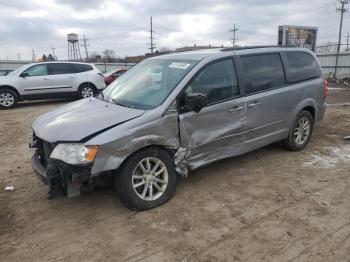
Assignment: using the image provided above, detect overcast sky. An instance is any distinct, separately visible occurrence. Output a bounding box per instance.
[0,0,349,60]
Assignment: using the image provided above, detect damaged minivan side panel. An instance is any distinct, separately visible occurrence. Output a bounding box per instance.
[87,109,180,176]
[176,56,248,173]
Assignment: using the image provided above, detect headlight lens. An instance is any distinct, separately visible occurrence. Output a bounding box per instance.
[50,144,99,165]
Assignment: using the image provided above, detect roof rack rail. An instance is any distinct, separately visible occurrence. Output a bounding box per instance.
[221,45,281,51]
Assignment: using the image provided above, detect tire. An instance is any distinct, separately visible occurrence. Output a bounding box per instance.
[0,88,18,109]
[78,83,96,99]
[283,110,314,151]
[116,147,177,210]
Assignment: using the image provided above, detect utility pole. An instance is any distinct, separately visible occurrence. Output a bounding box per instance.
[335,0,348,78]
[31,49,36,62]
[51,44,57,60]
[346,32,350,51]
[81,35,89,60]
[229,24,239,48]
[17,52,21,60]
[148,16,156,54]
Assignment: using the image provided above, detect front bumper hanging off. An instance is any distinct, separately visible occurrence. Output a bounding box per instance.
[31,151,92,198]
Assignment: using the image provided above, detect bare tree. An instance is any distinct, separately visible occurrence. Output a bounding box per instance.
[102,49,116,62]
[159,47,173,53]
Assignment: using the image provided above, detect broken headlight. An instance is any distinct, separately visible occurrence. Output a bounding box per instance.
[50,144,99,165]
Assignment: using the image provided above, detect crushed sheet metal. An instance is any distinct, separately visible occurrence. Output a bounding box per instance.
[174,147,189,178]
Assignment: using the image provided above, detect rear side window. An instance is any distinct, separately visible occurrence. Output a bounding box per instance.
[285,51,321,83]
[241,53,285,95]
[48,63,75,75]
[73,64,93,73]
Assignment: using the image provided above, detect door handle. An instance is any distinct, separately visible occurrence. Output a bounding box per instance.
[43,78,50,80]
[229,106,243,112]
[247,101,261,108]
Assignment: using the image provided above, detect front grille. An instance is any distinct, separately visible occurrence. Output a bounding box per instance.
[33,134,55,166]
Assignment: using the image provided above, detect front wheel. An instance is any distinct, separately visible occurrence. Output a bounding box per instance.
[116,147,177,210]
[283,111,314,151]
[78,83,96,99]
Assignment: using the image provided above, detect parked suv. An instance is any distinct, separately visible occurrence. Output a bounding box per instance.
[31,47,327,210]
[0,62,106,109]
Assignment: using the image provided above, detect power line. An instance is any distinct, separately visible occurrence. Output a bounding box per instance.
[81,34,89,60]
[335,0,348,77]
[148,16,156,54]
[229,24,239,48]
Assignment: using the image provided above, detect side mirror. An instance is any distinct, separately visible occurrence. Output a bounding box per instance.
[20,72,29,78]
[184,92,208,113]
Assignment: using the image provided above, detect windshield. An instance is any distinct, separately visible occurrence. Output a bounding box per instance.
[101,58,197,110]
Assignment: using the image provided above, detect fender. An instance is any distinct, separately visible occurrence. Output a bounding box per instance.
[287,98,317,128]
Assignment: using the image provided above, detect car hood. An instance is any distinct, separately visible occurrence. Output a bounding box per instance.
[32,98,145,143]
[0,75,17,82]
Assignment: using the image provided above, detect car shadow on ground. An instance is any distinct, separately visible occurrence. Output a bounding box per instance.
[46,143,283,212]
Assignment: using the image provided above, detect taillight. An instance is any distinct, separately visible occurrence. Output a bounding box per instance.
[324,79,328,98]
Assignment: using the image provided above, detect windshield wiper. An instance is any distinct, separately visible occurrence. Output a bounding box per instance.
[111,98,134,108]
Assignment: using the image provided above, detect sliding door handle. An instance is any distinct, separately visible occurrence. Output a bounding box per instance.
[247,101,261,108]
[229,106,243,112]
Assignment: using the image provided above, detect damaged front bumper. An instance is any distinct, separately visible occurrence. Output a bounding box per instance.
[31,151,92,198]
[32,152,49,185]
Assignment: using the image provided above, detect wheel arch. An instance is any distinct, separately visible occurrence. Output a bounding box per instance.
[78,82,97,90]
[0,85,21,100]
[91,142,177,177]
[288,99,317,128]
[117,144,175,170]
[302,106,316,120]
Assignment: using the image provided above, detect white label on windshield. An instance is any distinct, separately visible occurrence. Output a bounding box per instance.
[169,62,190,69]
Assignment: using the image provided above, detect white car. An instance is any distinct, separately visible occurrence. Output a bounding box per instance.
[0,62,106,109]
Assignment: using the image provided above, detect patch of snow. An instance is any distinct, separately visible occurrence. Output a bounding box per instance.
[303,145,350,168]
[327,103,350,107]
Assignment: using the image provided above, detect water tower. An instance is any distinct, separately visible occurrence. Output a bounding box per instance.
[67,33,82,61]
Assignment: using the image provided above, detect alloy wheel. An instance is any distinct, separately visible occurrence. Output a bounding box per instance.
[132,157,169,201]
[0,92,15,107]
[81,86,94,98]
[294,116,311,145]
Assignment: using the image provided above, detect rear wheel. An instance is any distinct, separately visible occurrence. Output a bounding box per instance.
[78,83,96,99]
[115,147,177,210]
[0,89,18,109]
[283,111,314,151]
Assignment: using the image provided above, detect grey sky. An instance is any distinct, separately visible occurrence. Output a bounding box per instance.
[0,0,349,60]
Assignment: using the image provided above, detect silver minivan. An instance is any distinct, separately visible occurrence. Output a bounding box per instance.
[31,47,327,210]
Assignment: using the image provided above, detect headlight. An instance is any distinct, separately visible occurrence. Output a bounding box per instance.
[50,144,99,165]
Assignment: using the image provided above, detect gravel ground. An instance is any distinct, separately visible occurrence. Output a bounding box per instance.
[0,88,349,262]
